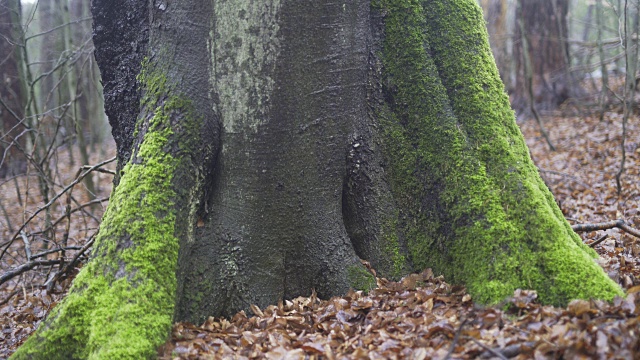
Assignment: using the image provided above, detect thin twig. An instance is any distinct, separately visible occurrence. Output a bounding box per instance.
[475,338,537,359]
[39,197,109,235]
[24,17,92,42]
[81,165,115,176]
[0,156,115,261]
[444,318,469,360]
[538,168,590,188]
[468,337,508,360]
[589,234,609,247]
[30,246,82,260]
[44,236,95,292]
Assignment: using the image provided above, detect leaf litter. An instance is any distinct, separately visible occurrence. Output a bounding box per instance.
[159,270,640,359]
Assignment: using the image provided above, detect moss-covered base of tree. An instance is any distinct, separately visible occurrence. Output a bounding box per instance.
[11,72,184,360]
[374,0,623,306]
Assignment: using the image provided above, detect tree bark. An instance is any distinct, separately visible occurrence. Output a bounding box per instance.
[513,0,572,110]
[0,0,27,177]
[479,0,516,93]
[12,0,622,358]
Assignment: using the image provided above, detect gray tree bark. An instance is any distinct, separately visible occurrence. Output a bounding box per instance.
[0,0,27,177]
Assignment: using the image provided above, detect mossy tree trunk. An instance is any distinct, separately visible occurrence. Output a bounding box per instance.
[12,0,622,358]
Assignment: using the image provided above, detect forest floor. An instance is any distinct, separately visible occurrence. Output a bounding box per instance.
[1,110,639,359]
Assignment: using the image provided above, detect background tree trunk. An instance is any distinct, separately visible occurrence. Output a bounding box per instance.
[479,0,516,93]
[12,0,622,358]
[513,0,573,110]
[0,0,27,177]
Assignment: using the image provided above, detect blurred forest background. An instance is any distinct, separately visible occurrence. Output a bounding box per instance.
[1,0,639,356]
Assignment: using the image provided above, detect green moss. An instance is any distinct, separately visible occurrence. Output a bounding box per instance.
[374,0,622,306]
[380,216,408,280]
[347,265,377,293]
[11,66,195,359]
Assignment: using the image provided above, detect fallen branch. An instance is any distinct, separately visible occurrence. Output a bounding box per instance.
[0,259,62,286]
[444,318,469,360]
[571,219,640,239]
[0,289,20,306]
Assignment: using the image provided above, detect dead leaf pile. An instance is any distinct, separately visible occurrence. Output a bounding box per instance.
[159,271,640,359]
[0,289,61,357]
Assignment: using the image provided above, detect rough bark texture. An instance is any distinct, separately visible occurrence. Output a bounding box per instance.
[513,0,572,110]
[174,0,375,321]
[91,0,148,180]
[13,0,622,358]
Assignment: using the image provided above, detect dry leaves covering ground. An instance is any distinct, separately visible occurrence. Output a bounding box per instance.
[1,112,639,359]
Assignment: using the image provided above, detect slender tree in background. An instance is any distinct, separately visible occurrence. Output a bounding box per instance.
[595,0,611,119]
[36,0,68,115]
[0,0,27,177]
[69,0,106,149]
[12,0,622,358]
[479,0,516,93]
[23,0,103,205]
[513,0,573,110]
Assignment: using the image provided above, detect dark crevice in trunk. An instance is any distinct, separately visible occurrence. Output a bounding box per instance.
[339,8,413,280]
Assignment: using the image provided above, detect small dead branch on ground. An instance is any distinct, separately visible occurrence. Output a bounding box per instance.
[571,218,640,239]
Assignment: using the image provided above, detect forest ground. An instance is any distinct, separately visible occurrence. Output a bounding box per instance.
[0,109,638,359]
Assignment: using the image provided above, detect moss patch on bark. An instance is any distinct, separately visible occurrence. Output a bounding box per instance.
[11,69,190,359]
[374,0,622,306]
[347,265,377,293]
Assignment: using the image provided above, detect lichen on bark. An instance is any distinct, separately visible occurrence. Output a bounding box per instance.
[374,0,622,305]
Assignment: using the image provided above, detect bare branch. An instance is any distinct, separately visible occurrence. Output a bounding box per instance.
[0,156,116,261]
[572,219,640,238]
[0,259,61,287]
[44,236,95,292]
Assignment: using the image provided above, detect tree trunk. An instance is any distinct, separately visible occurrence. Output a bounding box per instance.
[513,0,572,110]
[479,0,516,93]
[0,0,27,177]
[12,0,622,358]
